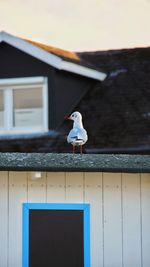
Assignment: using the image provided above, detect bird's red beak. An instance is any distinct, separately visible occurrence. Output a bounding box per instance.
[65,116,72,120]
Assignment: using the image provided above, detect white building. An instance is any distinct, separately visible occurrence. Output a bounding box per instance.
[0,153,150,267]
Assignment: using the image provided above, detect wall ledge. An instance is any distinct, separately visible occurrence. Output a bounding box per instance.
[0,153,149,173]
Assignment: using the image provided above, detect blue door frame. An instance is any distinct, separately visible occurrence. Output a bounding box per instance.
[22,203,90,267]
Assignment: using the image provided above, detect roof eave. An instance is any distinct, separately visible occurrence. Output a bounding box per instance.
[0,31,61,68]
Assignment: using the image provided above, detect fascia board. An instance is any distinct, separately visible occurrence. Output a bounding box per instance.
[0,31,62,69]
[60,61,107,81]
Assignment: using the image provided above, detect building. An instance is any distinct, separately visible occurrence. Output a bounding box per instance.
[0,153,150,267]
[0,32,150,267]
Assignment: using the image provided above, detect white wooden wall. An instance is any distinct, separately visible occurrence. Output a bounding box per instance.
[0,171,150,267]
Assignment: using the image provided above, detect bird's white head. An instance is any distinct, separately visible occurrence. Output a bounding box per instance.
[67,111,83,128]
[69,111,82,121]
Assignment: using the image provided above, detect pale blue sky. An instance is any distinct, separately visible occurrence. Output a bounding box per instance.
[0,0,150,51]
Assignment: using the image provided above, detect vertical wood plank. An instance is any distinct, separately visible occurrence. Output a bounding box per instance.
[141,173,150,267]
[122,173,141,267]
[103,172,122,267]
[85,172,103,267]
[27,172,46,202]
[65,172,84,203]
[8,171,27,267]
[47,172,66,202]
[0,172,8,267]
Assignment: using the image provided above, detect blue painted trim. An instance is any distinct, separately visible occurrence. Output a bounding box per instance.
[23,202,87,210]
[22,203,90,267]
[22,203,29,267]
[84,204,90,267]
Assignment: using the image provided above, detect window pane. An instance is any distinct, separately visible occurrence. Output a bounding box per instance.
[13,87,43,128]
[0,90,4,128]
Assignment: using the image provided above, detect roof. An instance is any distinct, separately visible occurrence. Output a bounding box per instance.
[0,153,149,172]
[0,31,106,81]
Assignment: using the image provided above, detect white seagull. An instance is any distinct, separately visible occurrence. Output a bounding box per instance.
[67,111,88,154]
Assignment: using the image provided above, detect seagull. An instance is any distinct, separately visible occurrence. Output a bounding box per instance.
[67,111,88,154]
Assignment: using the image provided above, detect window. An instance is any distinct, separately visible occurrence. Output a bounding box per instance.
[0,77,48,134]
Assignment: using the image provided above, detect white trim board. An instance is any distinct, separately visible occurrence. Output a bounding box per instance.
[0,31,107,81]
[0,76,45,86]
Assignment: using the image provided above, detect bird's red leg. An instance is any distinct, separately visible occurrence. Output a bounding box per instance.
[73,145,75,154]
[80,145,83,155]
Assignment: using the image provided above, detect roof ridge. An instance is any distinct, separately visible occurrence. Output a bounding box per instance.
[24,38,80,61]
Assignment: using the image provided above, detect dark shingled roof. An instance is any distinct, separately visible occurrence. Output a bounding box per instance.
[77,47,150,153]
[0,46,150,154]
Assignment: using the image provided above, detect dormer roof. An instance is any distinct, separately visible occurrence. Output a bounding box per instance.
[0,31,107,81]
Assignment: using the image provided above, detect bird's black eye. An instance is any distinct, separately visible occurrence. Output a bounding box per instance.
[72,114,74,117]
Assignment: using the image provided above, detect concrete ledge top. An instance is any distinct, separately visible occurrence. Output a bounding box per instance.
[0,153,149,173]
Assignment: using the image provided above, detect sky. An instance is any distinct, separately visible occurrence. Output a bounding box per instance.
[0,0,150,52]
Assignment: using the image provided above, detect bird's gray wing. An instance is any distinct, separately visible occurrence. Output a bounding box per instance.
[67,128,78,143]
[67,128,88,144]
[77,128,88,143]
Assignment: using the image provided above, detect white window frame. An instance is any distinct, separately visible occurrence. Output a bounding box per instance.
[0,77,48,134]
